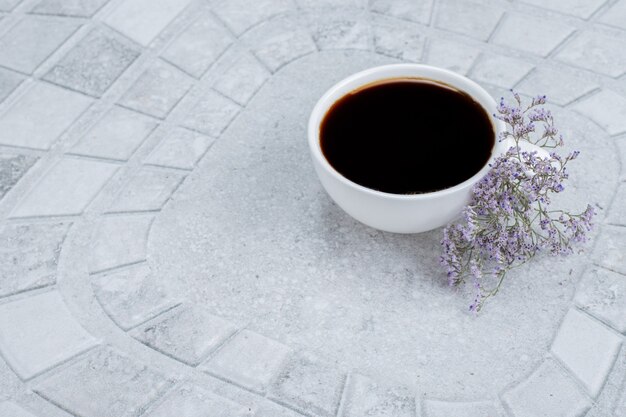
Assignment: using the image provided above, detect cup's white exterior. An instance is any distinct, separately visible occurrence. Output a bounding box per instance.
[308,64,507,234]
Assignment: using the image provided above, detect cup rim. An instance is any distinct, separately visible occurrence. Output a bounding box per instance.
[307,63,507,201]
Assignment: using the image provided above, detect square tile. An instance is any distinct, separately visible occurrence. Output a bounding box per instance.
[369,0,433,24]
[119,60,193,118]
[470,54,534,88]
[92,263,179,330]
[213,53,270,105]
[0,16,80,74]
[0,291,98,379]
[107,168,183,213]
[0,67,24,103]
[270,353,345,417]
[426,38,481,75]
[144,127,213,170]
[103,0,193,46]
[131,305,236,366]
[202,330,290,392]
[11,157,118,217]
[44,27,140,97]
[30,0,111,17]
[179,89,240,137]
[492,13,574,57]
[551,309,622,397]
[502,360,590,417]
[0,152,37,199]
[521,0,606,19]
[572,90,626,136]
[89,215,153,273]
[0,82,92,150]
[34,347,172,417]
[213,0,294,35]
[0,222,68,298]
[516,67,598,106]
[70,106,157,161]
[162,15,233,79]
[575,266,626,334]
[144,384,249,417]
[556,30,626,77]
[436,0,503,40]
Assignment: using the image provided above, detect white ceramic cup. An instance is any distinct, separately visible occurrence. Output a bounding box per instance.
[307,64,507,234]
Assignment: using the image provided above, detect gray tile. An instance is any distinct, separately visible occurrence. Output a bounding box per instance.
[341,374,415,417]
[30,0,111,17]
[34,347,172,417]
[212,53,270,105]
[522,0,606,19]
[0,152,37,200]
[436,0,503,40]
[556,30,626,77]
[270,353,345,417]
[598,0,626,30]
[0,67,24,102]
[212,0,295,35]
[131,305,237,366]
[179,89,240,137]
[516,67,598,106]
[119,59,193,118]
[92,263,179,330]
[107,168,184,213]
[426,38,481,75]
[70,106,157,161]
[144,384,250,417]
[372,15,424,62]
[0,0,21,12]
[162,15,233,79]
[369,0,433,24]
[0,16,79,74]
[0,82,92,150]
[44,27,141,97]
[144,127,213,170]
[0,222,69,298]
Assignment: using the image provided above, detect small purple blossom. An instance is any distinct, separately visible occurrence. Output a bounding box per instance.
[441,92,596,312]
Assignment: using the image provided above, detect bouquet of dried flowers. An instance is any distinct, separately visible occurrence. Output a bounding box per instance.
[441,92,596,312]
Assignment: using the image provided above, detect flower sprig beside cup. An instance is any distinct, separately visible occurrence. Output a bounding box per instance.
[441,92,596,312]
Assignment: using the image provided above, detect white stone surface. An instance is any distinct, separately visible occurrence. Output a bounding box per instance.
[131,305,237,366]
[0,16,79,74]
[103,0,193,46]
[0,1,624,416]
[573,90,626,136]
[89,214,153,273]
[162,15,233,79]
[0,83,92,150]
[70,106,157,161]
[92,263,179,330]
[502,360,591,417]
[108,168,183,213]
[0,291,98,379]
[11,157,117,217]
[144,127,213,170]
[606,183,626,225]
[491,13,574,57]
[202,329,290,392]
[551,309,622,397]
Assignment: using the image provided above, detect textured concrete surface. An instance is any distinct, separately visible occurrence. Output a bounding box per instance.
[0,0,624,416]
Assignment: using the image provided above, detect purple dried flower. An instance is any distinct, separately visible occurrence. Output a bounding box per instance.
[440,93,596,312]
